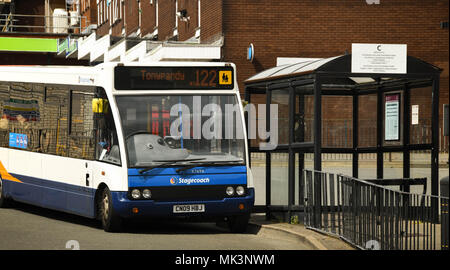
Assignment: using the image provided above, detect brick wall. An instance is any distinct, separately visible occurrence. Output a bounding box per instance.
[79,0,97,29]
[141,0,157,37]
[222,0,448,95]
[125,0,139,36]
[222,0,448,151]
[177,0,199,41]
[96,0,108,36]
[158,0,176,40]
[200,0,222,43]
[111,0,124,37]
[14,0,46,33]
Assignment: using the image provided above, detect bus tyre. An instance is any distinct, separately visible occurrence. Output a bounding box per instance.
[228,213,250,233]
[100,187,123,232]
[0,178,12,208]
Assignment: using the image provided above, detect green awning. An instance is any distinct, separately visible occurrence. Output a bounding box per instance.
[0,37,58,52]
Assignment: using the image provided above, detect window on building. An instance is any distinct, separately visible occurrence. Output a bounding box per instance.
[113,0,119,23]
[98,0,104,25]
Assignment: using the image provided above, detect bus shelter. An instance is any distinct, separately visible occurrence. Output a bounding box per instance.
[244,54,442,220]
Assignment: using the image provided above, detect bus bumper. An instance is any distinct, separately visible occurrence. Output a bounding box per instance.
[110,188,255,219]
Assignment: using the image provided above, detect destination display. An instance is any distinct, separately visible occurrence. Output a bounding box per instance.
[114,66,234,90]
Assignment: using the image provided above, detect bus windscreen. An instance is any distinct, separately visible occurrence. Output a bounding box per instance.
[114,66,234,90]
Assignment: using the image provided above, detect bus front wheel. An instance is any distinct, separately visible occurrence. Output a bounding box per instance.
[99,187,123,232]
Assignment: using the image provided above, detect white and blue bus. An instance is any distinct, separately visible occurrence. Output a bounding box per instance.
[0,62,254,232]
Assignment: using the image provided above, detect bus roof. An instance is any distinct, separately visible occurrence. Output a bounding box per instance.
[0,62,237,90]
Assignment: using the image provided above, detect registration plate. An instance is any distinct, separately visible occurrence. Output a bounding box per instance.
[173,204,205,213]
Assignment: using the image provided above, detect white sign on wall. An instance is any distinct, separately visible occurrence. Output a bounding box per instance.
[352,43,407,74]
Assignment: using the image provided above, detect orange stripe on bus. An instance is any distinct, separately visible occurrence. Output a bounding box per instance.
[0,161,22,183]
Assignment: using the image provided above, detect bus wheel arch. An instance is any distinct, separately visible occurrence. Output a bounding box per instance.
[0,177,13,208]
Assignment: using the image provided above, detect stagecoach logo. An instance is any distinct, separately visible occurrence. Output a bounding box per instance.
[170,177,178,185]
[170,176,210,185]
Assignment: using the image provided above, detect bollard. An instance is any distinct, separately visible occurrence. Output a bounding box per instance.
[441,176,449,250]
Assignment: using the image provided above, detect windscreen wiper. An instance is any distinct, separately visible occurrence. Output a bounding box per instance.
[175,160,245,173]
[138,158,206,174]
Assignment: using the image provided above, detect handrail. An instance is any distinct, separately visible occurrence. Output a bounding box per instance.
[303,169,449,250]
[1,13,11,32]
[0,13,89,33]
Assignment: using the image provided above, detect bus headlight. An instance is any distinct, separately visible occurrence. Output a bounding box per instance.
[226,186,234,196]
[142,189,152,199]
[131,189,141,199]
[236,186,245,196]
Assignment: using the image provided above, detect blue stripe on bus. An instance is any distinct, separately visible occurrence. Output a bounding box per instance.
[2,166,249,220]
[4,173,96,218]
[128,166,247,187]
[110,188,255,219]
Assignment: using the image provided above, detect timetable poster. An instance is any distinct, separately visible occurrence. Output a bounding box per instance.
[385,94,400,141]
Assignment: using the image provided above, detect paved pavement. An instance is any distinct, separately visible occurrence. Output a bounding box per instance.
[0,202,317,250]
[249,214,355,250]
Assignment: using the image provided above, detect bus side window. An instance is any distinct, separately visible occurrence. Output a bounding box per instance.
[69,90,96,160]
[0,82,10,148]
[42,86,70,156]
[3,82,40,152]
[94,89,121,166]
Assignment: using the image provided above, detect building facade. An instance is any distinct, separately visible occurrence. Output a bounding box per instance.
[76,1,448,143]
[1,0,448,208]
[1,0,448,152]
[0,0,89,65]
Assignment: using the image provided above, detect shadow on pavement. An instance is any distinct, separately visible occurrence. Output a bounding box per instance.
[8,200,261,235]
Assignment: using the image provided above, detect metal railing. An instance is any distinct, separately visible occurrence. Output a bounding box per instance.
[303,169,449,250]
[1,13,88,33]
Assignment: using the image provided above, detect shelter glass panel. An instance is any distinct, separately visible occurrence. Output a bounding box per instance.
[410,150,432,196]
[304,152,314,171]
[358,94,377,148]
[322,96,353,148]
[251,152,266,206]
[358,153,377,180]
[270,152,288,205]
[295,152,303,205]
[383,152,403,191]
[248,93,267,149]
[321,153,352,176]
[410,86,432,145]
[271,89,290,145]
[294,88,314,143]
